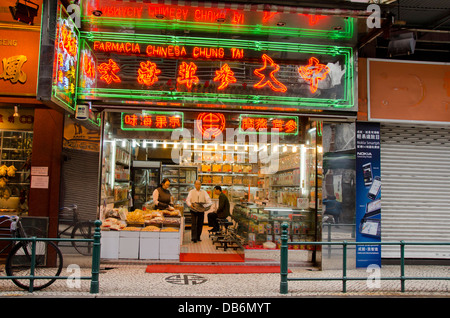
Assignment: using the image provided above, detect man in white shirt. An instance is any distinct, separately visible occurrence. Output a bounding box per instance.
[186,180,212,242]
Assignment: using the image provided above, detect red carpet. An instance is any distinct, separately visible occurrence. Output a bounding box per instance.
[145,264,291,274]
[179,253,245,262]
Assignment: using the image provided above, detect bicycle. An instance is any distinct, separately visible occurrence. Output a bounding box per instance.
[0,215,63,291]
[58,204,95,256]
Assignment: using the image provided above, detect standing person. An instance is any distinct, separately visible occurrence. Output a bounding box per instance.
[152,178,174,210]
[186,180,212,242]
[207,186,230,232]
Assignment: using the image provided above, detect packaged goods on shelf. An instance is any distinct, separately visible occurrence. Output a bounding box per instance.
[161,227,179,232]
[202,175,212,184]
[201,164,211,172]
[121,227,141,231]
[223,176,232,184]
[233,164,243,173]
[242,165,253,173]
[126,210,145,223]
[222,164,232,172]
[142,225,160,232]
[212,175,222,184]
[212,164,222,172]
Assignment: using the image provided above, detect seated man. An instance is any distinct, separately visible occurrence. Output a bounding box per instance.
[207,186,230,232]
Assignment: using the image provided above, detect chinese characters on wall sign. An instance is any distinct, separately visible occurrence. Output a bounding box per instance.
[52,7,79,111]
[121,112,184,131]
[239,115,299,135]
[0,55,28,84]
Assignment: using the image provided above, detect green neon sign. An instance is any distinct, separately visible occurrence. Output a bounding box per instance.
[77,32,354,110]
[239,114,299,135]
[52,4,80,112]
[80,1,353,40]
[121,111,184,131]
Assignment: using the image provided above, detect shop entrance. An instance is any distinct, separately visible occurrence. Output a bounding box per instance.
[98,110,321,264]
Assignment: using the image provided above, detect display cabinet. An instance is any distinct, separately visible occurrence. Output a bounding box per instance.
[161,164,197,227]
[232,204,316,250]
[0,130,33,213]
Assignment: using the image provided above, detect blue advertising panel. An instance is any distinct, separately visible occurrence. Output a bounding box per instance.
[355,122,381,268]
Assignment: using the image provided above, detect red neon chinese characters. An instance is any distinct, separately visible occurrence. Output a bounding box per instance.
[177,62,199,89]
[58,23,77,57]
[253,54,287,93]
[139,115,151,127]
[284,119,298,133]
[272,119,284,132]
[213,64,236,90]
[124,114,138,127]
[197,112,226,138]
[155,115,167,128]
[298,57,330,93]
[82,53,95,80]
[241,117,255,130]
[137,61,161,86]
[169,116,181,129]
[98,59,121,84]
[255,118,268,131]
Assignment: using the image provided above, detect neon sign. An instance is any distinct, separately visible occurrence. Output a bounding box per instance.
[177,61,199,89]
[213,64,236,90]
[52,5,79,111]
[239,114,299,135]
[121,111,184,131]
[85,2,353,40]
[253,54,287,93]
[93,41,140,54]
[196,113,226,138]
[137,61,161,86]
[298,57,330,93]
[98,59,121,84]
[80,33,354,110]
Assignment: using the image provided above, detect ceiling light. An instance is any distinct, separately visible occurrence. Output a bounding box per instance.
[276,22,286,27]
[92,10,103,17]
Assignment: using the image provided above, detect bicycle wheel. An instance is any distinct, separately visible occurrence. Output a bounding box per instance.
[71,221,94,255]
[5,241,63,291]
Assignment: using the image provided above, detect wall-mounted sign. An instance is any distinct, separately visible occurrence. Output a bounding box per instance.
[78,33,353,111]
[196,112,226,138]
[0,108,34,130]
[82,0,354,40]
[239,114,299,135]
[51,4,79,111]
[0,29,40,97]
[121,111,184,131]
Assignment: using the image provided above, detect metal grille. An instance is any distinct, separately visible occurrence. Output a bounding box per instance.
[380,123,450,259]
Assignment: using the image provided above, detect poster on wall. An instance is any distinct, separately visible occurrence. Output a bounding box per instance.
[355,122,381,268]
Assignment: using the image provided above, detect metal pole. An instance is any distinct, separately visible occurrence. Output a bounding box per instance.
[400,240,405,292]
[280,222,289,294]
[28,237,37,293]
[342,241,347,293]
[90,220,102,294]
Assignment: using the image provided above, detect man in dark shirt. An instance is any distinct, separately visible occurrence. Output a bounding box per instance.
[207,186,230,232]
